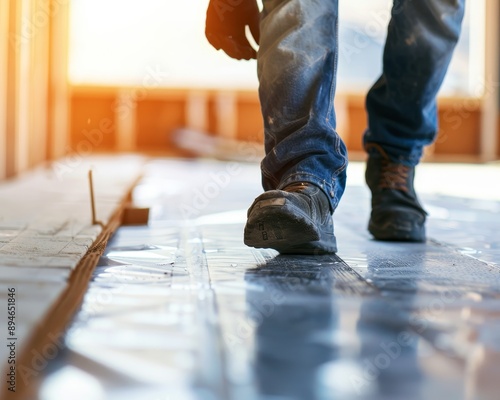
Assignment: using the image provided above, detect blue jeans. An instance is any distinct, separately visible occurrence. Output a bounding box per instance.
[257,0,465,211]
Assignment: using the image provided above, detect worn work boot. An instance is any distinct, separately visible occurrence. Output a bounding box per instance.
[244,182,337,254]
[365,144,427,242]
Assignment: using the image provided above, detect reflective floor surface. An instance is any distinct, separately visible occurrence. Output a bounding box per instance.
[36,159,500,400]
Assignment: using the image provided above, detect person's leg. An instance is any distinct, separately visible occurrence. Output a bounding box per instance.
[258,0,346,207]
[364,0,465,241]
[244,0,347,254]
[365,0,465,164]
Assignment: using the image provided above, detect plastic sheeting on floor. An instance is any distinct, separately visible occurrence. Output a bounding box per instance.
[36,159,500,400]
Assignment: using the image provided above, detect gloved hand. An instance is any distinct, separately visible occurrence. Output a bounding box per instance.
[205,0,260,60]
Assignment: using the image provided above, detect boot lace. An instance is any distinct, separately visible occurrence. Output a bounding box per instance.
[379,159,410,191]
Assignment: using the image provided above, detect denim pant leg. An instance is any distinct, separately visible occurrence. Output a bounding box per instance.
[258,0,347,211]
[364,0,465,166]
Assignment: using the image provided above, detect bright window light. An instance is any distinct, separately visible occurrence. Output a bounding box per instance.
[337,0,475,96]
[69,0,477,95]
[69,0,258,89]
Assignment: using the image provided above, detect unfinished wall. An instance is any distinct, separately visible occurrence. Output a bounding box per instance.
[0,0,69,180]
[70,87,493,162]
[1,2,499,181]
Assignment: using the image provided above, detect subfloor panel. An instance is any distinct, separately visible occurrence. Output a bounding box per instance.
[34,159,500,400]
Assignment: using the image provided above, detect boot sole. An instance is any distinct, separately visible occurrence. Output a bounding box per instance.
[244,200,337,254]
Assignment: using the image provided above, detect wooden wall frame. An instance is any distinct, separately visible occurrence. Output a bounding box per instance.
[68,86,494,162]
[0,0,70,180]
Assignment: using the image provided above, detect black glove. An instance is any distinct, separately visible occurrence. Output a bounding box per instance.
[205,0,260,60]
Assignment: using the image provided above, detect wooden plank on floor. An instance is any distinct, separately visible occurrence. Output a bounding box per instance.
[0,156,144,398]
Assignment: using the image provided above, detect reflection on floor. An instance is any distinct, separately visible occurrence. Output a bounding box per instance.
[38,159,500,400]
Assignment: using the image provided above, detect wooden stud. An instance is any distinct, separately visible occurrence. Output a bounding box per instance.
[28,0,50,169]
[47,0,70,161]
[216,91,237,140]
[115,90,137,151]
[0,0,9,179]
[14,0,31,174]
[479,0,500,161]
[186,91,208,132]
